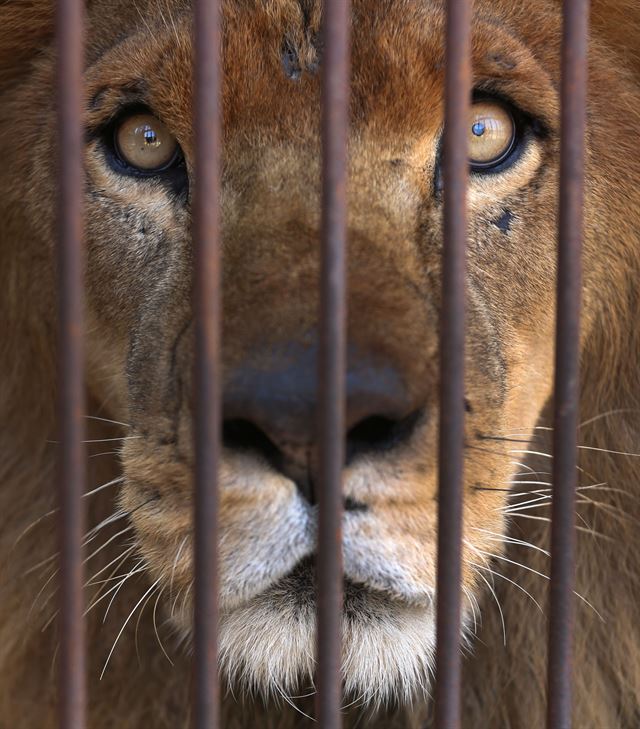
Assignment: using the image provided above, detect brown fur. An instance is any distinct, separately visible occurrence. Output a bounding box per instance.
[1,0,639,727]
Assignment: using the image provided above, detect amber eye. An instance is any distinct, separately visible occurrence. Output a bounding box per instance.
[114,113,179,172]
[468,101,516,170]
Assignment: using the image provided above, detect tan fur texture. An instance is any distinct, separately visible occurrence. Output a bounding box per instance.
[1,1,639,726]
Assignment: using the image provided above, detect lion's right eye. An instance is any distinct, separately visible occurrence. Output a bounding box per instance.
[114,113,180,172]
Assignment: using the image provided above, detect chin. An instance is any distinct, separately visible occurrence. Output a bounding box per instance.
[174,559,437,707]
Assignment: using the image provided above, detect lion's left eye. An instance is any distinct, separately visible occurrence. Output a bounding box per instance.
[468,101,516,170]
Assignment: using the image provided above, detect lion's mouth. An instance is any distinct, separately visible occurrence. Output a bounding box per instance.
[247,555,434,615]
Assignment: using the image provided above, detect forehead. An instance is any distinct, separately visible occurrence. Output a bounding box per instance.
[86,0,560,148]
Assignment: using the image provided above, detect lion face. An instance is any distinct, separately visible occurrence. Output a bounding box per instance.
[14,0,624,705]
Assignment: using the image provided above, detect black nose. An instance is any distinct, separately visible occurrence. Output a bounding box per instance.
[222,344,424,505]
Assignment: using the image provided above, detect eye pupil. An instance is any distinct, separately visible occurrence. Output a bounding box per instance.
[472,121,485,137]
[143,127,159,146]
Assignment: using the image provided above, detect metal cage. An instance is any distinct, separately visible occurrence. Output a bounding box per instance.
[54,0,589,726]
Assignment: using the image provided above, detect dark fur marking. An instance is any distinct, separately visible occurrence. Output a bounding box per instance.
[282,38,302,81]
[493,209,515,234]
[489,53,517,70]
[167,317,193,448]
[344,497,368,512]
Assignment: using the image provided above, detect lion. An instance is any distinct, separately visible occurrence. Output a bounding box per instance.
[0,0,639,726]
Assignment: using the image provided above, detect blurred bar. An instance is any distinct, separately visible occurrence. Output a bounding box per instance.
[316,0,350,726]
[546,1,589,727]
[193,0,222,726]
[434,0,472,727]
[56,0,86,726]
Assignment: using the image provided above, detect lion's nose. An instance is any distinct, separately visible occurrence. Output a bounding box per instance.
[222,345,424,505]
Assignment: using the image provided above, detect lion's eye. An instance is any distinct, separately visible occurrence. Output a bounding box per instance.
[114,113,179,172]
[468,101,516,170]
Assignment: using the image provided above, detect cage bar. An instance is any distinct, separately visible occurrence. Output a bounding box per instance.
[193,0,222,726]
[316,0,351,726]
[546,1,589,726]
[433,0,472,727]
[56,0,86,726]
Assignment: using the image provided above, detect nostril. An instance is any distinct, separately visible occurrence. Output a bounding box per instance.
[223,418,316,503]
[346,409,423,464]
[222,419,281,469]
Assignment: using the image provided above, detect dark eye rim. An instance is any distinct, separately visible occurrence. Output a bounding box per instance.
[468,101,517,171]
[101,104,185,179]
[433,92,543,194]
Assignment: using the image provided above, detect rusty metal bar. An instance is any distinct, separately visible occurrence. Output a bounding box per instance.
[316,0,350,726]
[434,0,472,727]
[546,1,589,726]
[56,0,86,725]
[193,0,222,726]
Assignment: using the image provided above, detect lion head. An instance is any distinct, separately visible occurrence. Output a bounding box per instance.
[1,1,639,727]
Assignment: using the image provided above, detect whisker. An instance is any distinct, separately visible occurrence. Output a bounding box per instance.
[474,548,550,582]
[100,578,162,680]
[37,526,135,616]
[170,585,185,619]
[86,415,132,428]
[101,560,146,622]
[83,509,128,543]
[169,536,189,599]
[134,583,161,665]
[510,461,551,480]
[84,526,134,567]
[508,511,607,539]
[28,566,58,619]
[579,408,640,429]
[509,480,552,487]
[473,548,604,620]
[509,449,552,459]
[463,541,506,645]
[153,587,174,665]
[13,509,58,550]
[83,476,125,499]
[82,436,142,444]
[471,565,506,646]
[461,585,480,636]
[577,444,640,458]
[471,526,550,557]
[502,496,552,513]
[13,477,125,550]
[469,559,543,612]
[269,672,316,722]
[84,568,146,619]
[85,543,136,587]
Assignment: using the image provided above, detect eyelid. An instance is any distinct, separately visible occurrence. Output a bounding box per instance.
[86,101,152,141]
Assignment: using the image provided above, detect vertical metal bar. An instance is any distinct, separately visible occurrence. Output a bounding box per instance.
[546,1,589,726]
[193,0,222,726]
[56,0,86,725]
[434,0,472,727]
[316,0,350,727]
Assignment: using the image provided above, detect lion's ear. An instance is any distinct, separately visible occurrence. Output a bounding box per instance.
[590,0,640,76]
[0,0,55,88]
